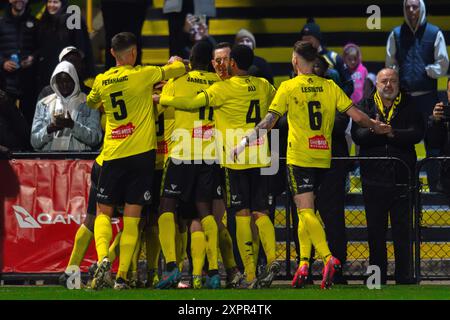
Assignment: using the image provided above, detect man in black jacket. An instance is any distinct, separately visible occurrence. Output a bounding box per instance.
[351,68,424,284]
[0,0,38,126]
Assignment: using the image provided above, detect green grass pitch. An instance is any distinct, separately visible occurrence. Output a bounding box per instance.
[0,285,448,300]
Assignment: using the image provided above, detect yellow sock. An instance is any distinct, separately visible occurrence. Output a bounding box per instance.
[299,209,331,261]
[146,226,161,270]
[130,232,142,273]
[190,231,206,276]
[108,231,122,263]
[67,224,93,269]
[175,224,182,268]
[255,215,276,266]
[236,216,256,281]
[94,214,112,263]
[201,215,219,271]
[158,212,177,264]
[117,216,141,280]
[218,228,236,269]
[252,228,260,269]
[297,212,312,266]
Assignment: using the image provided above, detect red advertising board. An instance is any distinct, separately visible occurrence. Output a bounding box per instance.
[0,159,121,273]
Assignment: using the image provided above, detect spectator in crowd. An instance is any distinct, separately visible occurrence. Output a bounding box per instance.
[163,0,216,58]
[314,55,351,284]
[0,0,38,126]
[180,13,216,60]
[386,0,449,191]
[31,61,102,151]
[352,68,424,284]
[37,0,95,94]
[300,17,353,97]
[0,74,30,151]
[235,29,274,84]
[427,79,450,197]
[37,46,89,101]
[101,0,150,70]
[343,43,368,106]
[363,73,376,100]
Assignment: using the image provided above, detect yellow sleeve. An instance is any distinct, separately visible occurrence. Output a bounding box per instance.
[160,91,208,111]
[268,82,288,117]
[333,81,353,113]
[86,75,102,109]
[161,61,186,81]
[203,82,224,107]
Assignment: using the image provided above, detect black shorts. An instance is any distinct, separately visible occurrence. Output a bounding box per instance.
[144,169,163,216]
[213,167,226,201]
[224,167,270,212]
[161,158,220,203]
[286,165,326,196]
[97,150,155,206]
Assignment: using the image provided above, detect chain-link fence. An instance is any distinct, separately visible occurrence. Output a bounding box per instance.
[415,158,450,280]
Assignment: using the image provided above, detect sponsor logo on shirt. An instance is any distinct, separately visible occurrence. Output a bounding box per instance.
[111,122,135,139]
[308,135,329,150]
[192,125,214,140]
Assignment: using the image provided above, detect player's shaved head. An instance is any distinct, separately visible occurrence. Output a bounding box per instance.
[190,40,213,71]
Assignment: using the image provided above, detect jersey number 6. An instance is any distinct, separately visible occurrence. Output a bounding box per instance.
[110,91,128,121]
[308,101,322,130]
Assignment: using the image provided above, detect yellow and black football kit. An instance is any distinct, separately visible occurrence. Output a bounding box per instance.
[160,70,222,206]
[268,73,352,195]
[87,61,185,205]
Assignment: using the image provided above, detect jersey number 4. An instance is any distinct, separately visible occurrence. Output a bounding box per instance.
[110,91,128,121]
[247,100,261,124]
[308,101,322,130]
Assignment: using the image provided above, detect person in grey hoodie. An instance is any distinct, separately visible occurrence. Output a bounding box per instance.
[31,60,102,151]
[386,0,449,191]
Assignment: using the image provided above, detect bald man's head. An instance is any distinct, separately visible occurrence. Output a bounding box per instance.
[376,68,400,101]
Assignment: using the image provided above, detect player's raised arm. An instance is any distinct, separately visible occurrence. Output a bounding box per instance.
[161,57,188,80]
[157,90,208,111]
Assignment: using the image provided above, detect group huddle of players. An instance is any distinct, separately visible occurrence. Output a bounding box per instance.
[60,31,390,291]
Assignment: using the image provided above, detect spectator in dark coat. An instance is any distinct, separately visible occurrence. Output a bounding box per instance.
[235,29,274,85]
[0,74,30,151]
[37,0,95,94]
[352,68,424,284]
[0,0,38,126]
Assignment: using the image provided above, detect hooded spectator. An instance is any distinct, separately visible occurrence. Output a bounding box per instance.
[31,61,101,151]
[37,0,95,94]
[235,28,274,84]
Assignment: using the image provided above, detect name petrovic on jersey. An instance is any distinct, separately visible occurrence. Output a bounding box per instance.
[102,75,129,86]
[301,86,323,93]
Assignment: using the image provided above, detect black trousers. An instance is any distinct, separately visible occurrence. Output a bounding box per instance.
[362,184,412,284]
[316,161,348,267]
[101,1,150,69]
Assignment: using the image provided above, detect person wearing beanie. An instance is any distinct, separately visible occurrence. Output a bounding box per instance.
[300,18,353,97]
[343,43,368,105]
[235,28,274,84]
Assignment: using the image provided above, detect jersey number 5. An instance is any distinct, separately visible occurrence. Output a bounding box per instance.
[308,101,322,130]
[110,91,128,120]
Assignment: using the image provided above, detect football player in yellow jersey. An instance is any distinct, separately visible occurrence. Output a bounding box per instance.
[210,42,244,288]
[155,41,222,289]
[232,41,391,289]
[157,45,280,289]
[86,32,187,290]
